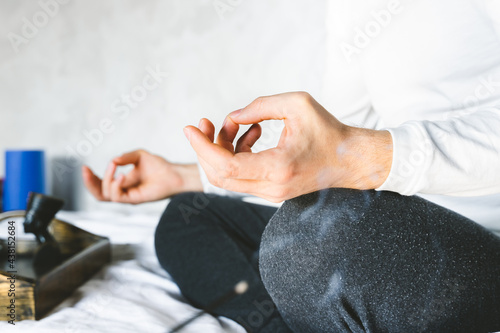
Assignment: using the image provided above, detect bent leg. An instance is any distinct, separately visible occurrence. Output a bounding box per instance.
[155,192,292,333]
[260,188,500,333]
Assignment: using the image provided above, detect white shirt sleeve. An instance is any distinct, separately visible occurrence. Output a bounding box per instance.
[377,107,500,196]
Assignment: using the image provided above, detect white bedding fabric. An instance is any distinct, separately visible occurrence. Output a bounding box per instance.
[1,210,245,333]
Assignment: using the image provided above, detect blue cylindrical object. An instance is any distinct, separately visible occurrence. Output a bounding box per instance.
[3,150,46,211]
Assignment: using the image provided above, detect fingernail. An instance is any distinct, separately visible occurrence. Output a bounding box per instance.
[198,118,204,128]
[183,127,191,140]
[222,117,228,127]
[229,109,242,119]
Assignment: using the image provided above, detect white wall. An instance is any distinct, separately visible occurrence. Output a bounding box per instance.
[0,0,327,212]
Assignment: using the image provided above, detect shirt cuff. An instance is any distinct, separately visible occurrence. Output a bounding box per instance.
[376,122,433,195]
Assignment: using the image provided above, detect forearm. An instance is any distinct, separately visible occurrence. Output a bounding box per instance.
[172,163,204,193]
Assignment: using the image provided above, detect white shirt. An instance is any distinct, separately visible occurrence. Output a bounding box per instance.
[200,0,500,236]
[324,0,500,235]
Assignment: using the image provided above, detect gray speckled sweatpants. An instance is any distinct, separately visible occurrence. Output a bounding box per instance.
[156,189,500,333]
[259,188,500,333]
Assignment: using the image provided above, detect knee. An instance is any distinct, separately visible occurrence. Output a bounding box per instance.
[259,188,381,270]
[259,188,408,272]
[259,188,398,330]
[259,187,404,280]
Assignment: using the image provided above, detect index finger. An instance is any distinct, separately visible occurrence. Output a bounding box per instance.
[113,150,143,166]
[228,92,306,125]
[82,165,107,201]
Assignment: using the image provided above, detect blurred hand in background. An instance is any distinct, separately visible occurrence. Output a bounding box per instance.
[82,149,202,204]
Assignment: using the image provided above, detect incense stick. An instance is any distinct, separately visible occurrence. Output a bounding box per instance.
[167,280,249,333]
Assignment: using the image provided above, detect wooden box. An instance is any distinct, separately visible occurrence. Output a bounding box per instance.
[0,211,111,321]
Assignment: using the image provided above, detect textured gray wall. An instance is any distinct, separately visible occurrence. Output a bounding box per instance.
[0,0,326,211]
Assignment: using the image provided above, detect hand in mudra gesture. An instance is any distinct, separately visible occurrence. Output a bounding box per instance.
[184,92,392,202]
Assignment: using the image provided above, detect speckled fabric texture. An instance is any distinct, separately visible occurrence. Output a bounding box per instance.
[259,188,500,333]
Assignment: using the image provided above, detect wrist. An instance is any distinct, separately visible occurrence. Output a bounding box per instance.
[342,127,393,190]
[173,163,204,193]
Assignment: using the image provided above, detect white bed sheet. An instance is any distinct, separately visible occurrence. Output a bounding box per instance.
[1,210,246,333]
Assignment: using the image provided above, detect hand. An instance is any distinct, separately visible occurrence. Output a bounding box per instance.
[82,149,203,204]
[184,92,392,202]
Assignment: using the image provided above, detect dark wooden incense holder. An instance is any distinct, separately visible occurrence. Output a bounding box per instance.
[0,193,110,321]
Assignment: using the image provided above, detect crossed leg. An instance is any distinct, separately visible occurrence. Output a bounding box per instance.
[260,189,500,333]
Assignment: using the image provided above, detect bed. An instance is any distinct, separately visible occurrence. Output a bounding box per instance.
[0,209,246,333]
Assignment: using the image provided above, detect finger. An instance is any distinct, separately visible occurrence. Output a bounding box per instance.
[187,125,278,181]
[229,92,305,125]
[204,175,287,202]
[230,150,280,180]
[102,162,117,199]
[200,147,278,182]
[216,116,240,153]
[81,166,107,201]
[120,169,141,189]
[110,173,128,203]
[198,118,215,142]
[112,151,142,188]
[185,125,233,168]
[113,150,143,166]
[197,152,287,203]
[235,123,262,153]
